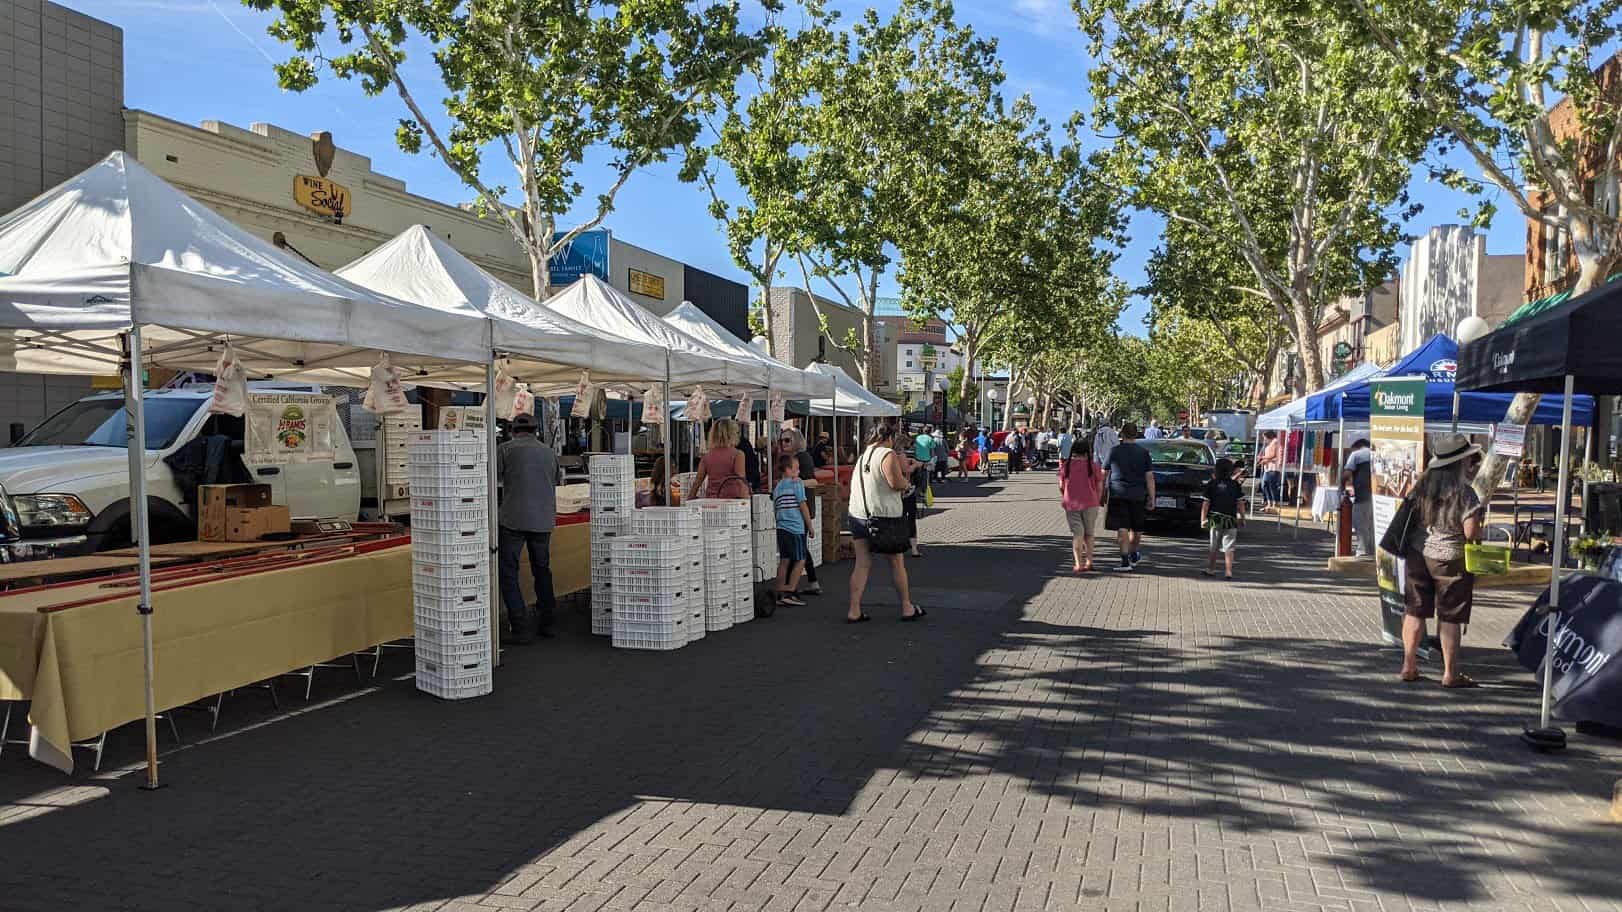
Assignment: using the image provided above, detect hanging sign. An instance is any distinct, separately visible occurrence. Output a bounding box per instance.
[767,392,786,423]
[685,386,711,423]
[570,371,595,419]
[246,393,338,465]
[293,175,352,221]
[438,407,487,431]
[1493,423,1526,460]
[1370,377,1426,644]
[641,384,666,426]
[627,268,666,300]
[734,390,754,423]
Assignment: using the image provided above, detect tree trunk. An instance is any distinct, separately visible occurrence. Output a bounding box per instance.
[1289,294,1326,392]
[958,335,978,420]
[526,233,550,302]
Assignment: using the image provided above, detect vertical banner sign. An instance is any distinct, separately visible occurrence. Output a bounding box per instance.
[1370,377,1426,644]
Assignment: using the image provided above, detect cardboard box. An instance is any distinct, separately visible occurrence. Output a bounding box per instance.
[225,505,291,542]
[199,484,273,541]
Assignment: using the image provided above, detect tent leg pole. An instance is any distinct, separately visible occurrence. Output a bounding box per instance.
[1337,414,1346,547]
[1540,374,1576,733]
[1580,425,1592,536]
[663,353,672,502]
[1293,423,1306,539]
[126,327,160,790]
[486,359,500,669]
[1451,390,1460,434]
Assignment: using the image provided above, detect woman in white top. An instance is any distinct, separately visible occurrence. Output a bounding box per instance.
[846,422,924,623]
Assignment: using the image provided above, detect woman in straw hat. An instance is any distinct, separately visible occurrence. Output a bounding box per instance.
[1400,433,1485,688]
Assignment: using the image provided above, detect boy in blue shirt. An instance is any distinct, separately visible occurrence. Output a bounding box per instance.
[773,453,812,607]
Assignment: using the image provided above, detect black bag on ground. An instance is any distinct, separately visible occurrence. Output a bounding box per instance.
[1379,496,1418,555]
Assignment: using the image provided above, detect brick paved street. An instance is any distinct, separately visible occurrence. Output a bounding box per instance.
[1,471,1619,912]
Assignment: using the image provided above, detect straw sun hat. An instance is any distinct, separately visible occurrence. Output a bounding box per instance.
[1427,432,1483,470]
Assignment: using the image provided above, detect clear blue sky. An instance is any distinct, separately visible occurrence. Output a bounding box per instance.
[83,0,1528,334]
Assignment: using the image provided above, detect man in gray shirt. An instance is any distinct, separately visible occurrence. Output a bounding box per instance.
[498,413,562,643]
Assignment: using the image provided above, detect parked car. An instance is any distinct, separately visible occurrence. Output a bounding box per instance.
[1142,439,1216,529]
[0,386,361,560]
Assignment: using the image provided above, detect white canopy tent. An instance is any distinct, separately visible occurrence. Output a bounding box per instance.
[0,153,497,783]
[545,275,769,392]
[1255,362,1385,431]
[804,363,900,417]
[661,302,833,400]
[334,226,672,390]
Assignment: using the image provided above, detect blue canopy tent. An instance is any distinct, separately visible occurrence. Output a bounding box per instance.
[1304,334,1594,426]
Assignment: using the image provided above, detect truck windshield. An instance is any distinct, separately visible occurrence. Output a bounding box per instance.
[16,398,200,450]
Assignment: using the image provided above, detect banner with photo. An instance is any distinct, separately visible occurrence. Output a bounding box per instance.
[1370,377,1426,644]
[246,393,338,465]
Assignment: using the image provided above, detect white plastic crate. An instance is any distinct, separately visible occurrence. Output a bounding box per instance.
[416,656,492,699]
[591,499,634,520]
[705,606,734,632]
[613,536,687,563]
[415,599,488,630]
[612,567,688,596]
[408,431,487,465]
[406,467,486,499]
[415,620,487,645]
[588,454,635,475]
[686,603,706,643]
[411,496,487,529]
[733,590,755,624]
[413,559,488,592]
[612,617,686,651]
[591,614,613,636]
[633,507,704,537]
[613,592,688,622]
[414,634,491,667]
[672,472,698,503]
[411,527,489,563]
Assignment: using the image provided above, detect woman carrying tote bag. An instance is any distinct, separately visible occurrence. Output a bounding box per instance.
[846,423,924,624]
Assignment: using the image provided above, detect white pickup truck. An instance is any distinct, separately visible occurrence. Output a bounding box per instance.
[0,386,361,560]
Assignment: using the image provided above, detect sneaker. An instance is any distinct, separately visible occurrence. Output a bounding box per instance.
[1130,551,1144,566]
[1113,560,1133,573]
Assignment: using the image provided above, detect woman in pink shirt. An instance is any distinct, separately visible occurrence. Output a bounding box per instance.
[1058,435,1106,573]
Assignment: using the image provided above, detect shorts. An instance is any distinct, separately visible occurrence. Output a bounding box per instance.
[1065,507,1102,537]
[847,515,872,540]
[1208,525,1239,553]
[1104,497,1147,532]
[777,528,807,562]
[1403,553,1474,624]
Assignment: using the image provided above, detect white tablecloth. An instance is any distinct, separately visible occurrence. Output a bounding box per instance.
[1311,485,1342,522]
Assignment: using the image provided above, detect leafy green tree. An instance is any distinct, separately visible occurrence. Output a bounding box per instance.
[1345,0,1622,495]
[1078,0,1431,391]
[690,5,837,359]
[245,0,774,299]
[789,0,1004,390]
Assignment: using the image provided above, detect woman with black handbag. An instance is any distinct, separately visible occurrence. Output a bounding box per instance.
[846,423,923,624]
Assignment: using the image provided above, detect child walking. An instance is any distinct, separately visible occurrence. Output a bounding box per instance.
[773,453,812,607]
[1201,457,1245,580]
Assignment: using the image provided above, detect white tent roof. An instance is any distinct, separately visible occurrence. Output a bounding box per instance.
[334,226,670,389]
[803,362,900,417]
[1256,362,1384,430]
[662,301,832,398]
[545,275,765,390]
[0,153,486,376]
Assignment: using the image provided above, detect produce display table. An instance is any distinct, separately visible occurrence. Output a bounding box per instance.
[0,538,412,773]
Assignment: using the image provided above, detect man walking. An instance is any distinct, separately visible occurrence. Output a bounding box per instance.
[1144,419,1165,440]
[1093,418,1119,469]
[1341,438,1375,556]
[498,413,562,644]
[1103,421,1156,572]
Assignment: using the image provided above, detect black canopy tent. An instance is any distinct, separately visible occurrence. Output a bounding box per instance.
[1457,277,1622,748]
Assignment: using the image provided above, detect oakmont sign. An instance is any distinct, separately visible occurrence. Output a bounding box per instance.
[1372,389,1418,411]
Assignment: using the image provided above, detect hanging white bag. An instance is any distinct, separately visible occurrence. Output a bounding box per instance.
[642,384,666,426]
[685,386,711,423]
[767,392,786,423]
[514,384,535,417]
[570,371,595,419]
[734,390,754,424]
[207,343,248,417]
[362,354,411,415]
[492,368,519,420]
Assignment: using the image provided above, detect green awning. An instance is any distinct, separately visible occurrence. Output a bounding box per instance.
[1504,271,1622,327]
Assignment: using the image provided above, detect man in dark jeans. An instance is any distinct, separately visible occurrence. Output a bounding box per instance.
[498,413,562,644]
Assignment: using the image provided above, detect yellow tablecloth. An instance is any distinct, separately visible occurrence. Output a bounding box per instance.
[0,545,413,773]
[513,520,592,604]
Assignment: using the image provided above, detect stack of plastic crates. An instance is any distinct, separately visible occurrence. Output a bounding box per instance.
[635,506,705,643]
[611,536,688,650]
[751,494,777,583]
[588,455,636,636]
[701,533,734,632]
[409,430,492,700]
[732,524,755,624]
[805,493,823,568]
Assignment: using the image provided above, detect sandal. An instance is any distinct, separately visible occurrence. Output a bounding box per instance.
[900,606,928,622]
[845,614,871,624]
[1440,674,1480,689]
[778,594,806,607]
